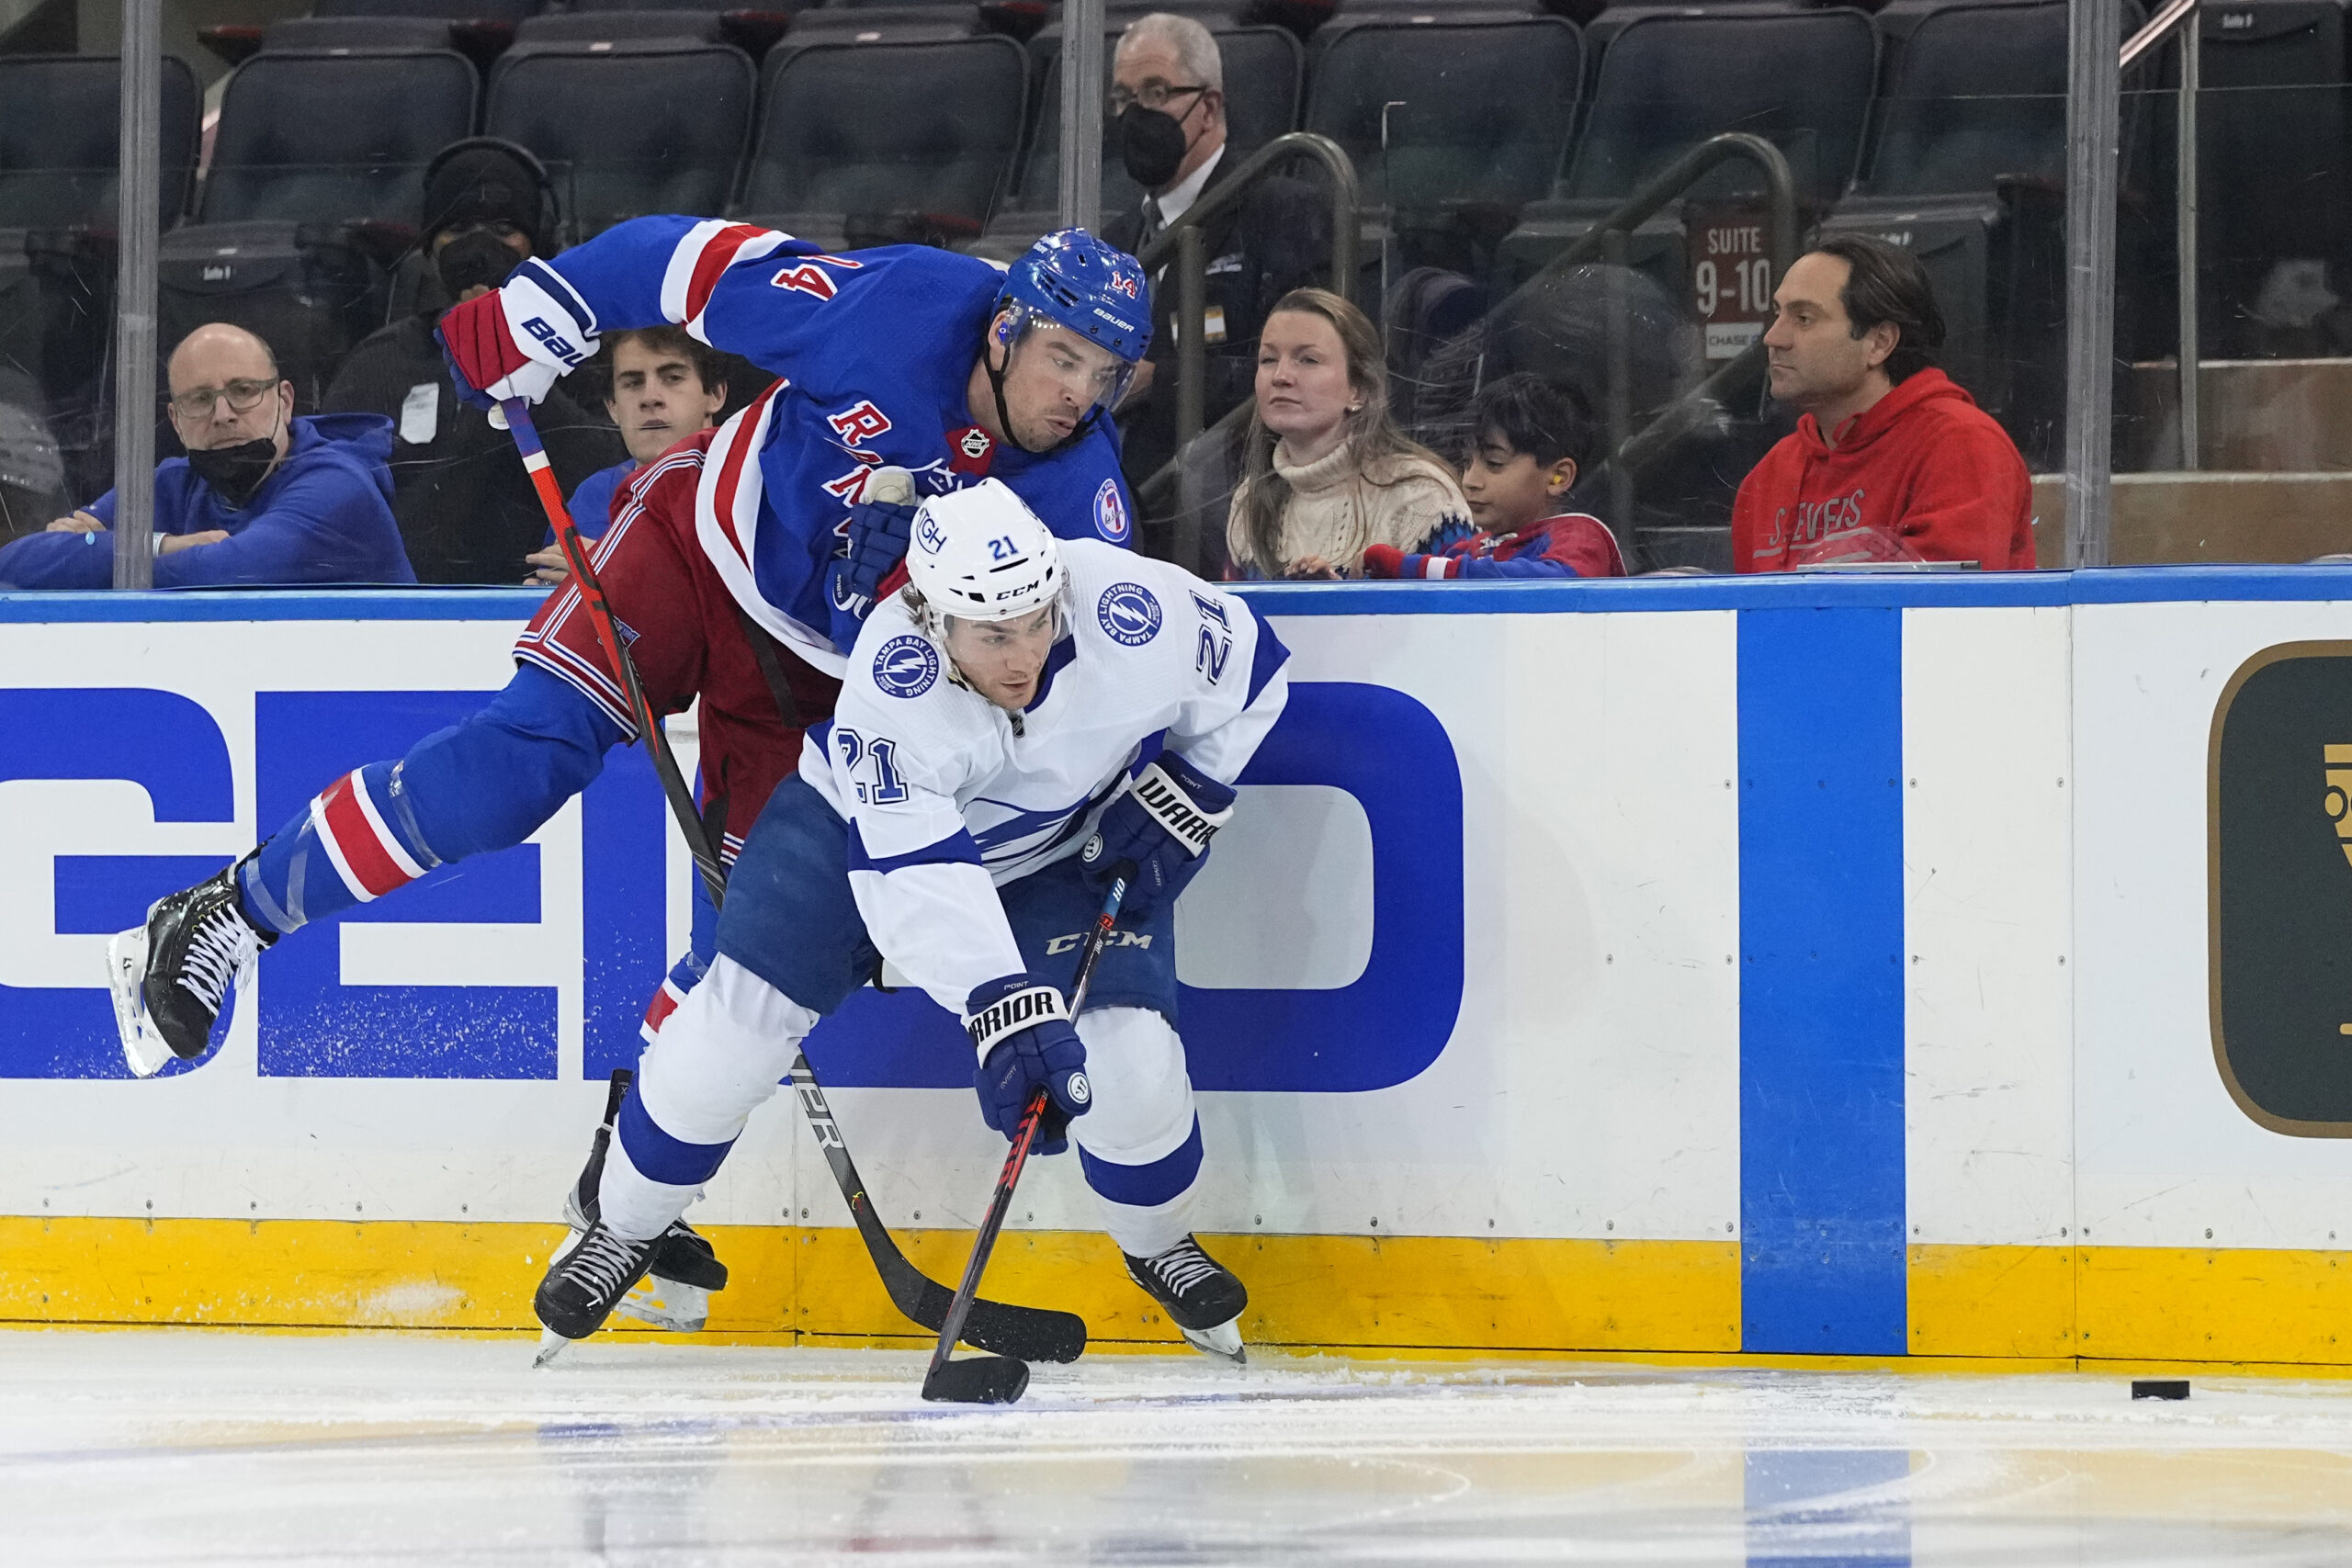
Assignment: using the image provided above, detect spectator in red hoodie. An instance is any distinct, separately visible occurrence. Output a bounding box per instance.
[1362,373,1625,580]
[1735,234,2034,571]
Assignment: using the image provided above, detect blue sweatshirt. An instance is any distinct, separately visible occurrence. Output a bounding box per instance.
[0,413,415,589]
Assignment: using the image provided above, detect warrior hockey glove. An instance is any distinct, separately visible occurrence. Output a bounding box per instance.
[966,974,1091,1156]
[1081,751,1235,920]
[435,259,599,411]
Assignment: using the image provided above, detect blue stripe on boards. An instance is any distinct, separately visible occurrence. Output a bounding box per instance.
[1737,607,1907,1356]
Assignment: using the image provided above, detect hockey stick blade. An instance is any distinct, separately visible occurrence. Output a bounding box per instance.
[794,1057,1087,1363]
[921,1350,1030,1405]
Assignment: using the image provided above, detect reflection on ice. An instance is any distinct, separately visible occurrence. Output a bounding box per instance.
[4,1331,2352,1565]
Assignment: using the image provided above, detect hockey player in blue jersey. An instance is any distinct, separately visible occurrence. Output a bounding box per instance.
[107,226,1153,1330]
[534,479,1290,1365]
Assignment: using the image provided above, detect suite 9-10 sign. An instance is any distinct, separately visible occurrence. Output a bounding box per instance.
[1688,204,1777,362]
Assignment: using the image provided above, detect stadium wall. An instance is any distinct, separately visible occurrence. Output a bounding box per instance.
[5,570,2352,1369]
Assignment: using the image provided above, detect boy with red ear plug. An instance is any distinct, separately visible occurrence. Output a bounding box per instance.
[1361,373,1624,581]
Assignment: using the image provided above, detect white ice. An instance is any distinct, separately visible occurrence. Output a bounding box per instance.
[5,1329,2352,1565]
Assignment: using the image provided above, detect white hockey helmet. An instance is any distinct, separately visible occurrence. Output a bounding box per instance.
[904,479,1065,625]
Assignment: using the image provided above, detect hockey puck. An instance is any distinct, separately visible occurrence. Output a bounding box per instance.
[2132,1379,2190,1401]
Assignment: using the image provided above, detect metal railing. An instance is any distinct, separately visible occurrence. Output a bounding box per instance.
[1129,132,1360,570]
[1136,131,1362,453]
[2122,0,2200,472]
[1135,132,1793,575]
[1480,133,1798,530]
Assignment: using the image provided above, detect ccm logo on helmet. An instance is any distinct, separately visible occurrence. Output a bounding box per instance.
[1097,581,1161,646]
[872,634,940,698]
[1094,479,1130,543]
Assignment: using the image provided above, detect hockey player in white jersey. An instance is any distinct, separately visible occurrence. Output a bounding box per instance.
[533,479,1292,1360]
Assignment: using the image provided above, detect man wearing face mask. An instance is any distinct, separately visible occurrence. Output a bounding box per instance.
[1102,12,1329,491]
[0,322,413,588]
[322,138,625,583]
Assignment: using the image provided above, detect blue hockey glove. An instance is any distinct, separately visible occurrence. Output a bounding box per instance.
[966,974,1091,1156]
[1080,751,1236,920]
[834,469,919,613]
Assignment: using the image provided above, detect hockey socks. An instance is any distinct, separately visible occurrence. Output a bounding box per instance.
[237,665,621,935]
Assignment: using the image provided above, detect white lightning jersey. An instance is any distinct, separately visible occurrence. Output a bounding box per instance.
[802,539,1291,1018]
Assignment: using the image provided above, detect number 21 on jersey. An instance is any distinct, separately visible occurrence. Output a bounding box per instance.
[833,726,908,804]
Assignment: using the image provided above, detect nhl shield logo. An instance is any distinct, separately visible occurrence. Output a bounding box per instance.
[872,634,940,698]
[1096,581,1161,646]
[1094,479,1130,543]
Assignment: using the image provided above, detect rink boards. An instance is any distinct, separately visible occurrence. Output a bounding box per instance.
[6,569,2352,1367]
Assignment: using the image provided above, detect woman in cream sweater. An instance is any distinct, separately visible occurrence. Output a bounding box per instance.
[1225,288,1469,580]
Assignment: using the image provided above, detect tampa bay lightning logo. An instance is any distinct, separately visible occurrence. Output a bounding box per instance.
[872,634,940,698]
[1097,581,1161,646]
[1094,479,1130,543]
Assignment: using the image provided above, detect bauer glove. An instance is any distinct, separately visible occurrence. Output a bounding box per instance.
[436,259,599,411]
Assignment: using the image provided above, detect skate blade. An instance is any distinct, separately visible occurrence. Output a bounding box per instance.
[532,1329,571,1369]
[1179,1319,1247,1367]
[107,929,173,1080]
[616,1275,710,1334]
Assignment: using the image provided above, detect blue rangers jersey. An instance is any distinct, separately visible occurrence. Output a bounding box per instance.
[536,216,1140,674]
[806,542,1290,1014]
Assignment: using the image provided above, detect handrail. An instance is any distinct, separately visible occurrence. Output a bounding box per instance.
[2118,0,2200,472]
[1136,130,1361,454]
[2120,0,2196,71]
[1129,130,1359,570]
[1133,131,1793,573]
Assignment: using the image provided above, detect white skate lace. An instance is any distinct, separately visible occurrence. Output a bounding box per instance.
[175,906,256,1011]
[1148,1241,1221,1298]
[565,1227,647,1303]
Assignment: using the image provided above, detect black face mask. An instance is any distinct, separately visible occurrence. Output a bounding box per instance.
[435,229,522,301]
[1117,103,1191,191]
[187,434,279,509]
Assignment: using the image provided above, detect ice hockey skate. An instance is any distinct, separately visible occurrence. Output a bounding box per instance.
[107,863,274,1079]
[1125,1235,1248,1366]
[532,1220,662,1366]
[559,1069,730,1334]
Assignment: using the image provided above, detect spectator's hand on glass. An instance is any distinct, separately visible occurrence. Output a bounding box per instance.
[1284,554,1344,581]
[158,530,230,556]
[46,511,106,534]
[524,545,570,585]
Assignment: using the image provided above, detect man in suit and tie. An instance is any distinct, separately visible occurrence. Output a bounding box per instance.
[1101,12,1329,493]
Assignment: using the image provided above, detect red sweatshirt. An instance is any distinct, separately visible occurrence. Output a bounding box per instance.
[1731,368,2035,572]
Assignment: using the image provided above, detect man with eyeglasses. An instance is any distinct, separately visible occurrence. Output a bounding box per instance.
[0,321,413,588]
[1102,12,1329,496]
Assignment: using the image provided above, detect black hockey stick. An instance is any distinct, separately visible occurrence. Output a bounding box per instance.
[502,399,1084,1362]
[922,862,1132,1404]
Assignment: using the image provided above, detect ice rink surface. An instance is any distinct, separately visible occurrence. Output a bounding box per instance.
[6,1330,2352,1566]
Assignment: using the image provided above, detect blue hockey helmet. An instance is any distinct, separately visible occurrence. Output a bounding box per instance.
[999,229,1153,363]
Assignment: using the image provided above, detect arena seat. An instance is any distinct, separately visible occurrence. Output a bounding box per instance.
[1564,6,1878,206]
[198,50,480,225]
[785,4,992,46]
[1304,15,1581,213]
[311,0,539,17]
[511,10,729,46]
[736,35,1029,248]
[0,55,199,492]
[261,16,458,51]
[486,40,755,236]
[1858,0,2073,197]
